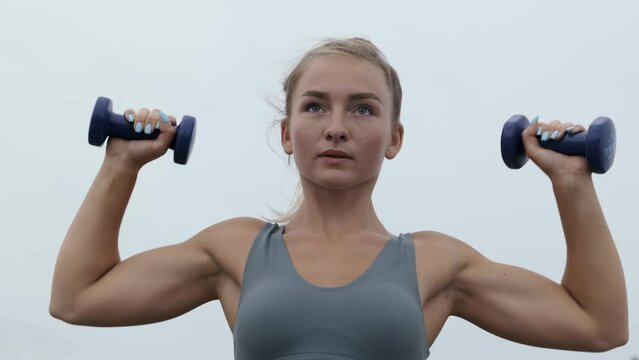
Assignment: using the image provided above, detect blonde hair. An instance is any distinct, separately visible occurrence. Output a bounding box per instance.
[262,37,403,224]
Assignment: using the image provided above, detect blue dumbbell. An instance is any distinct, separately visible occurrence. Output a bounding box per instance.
[88,96,197,165]
[501,115,616,174]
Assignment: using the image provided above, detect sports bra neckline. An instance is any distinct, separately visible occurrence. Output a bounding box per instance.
[277,224,398,291]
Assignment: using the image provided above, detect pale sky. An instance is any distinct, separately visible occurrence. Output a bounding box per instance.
[1,0,637,359]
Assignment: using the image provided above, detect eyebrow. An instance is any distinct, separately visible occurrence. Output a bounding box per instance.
[300,90,382,104]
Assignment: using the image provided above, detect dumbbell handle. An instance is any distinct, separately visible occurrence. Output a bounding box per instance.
[537,131,587,156]
[105,111,179,149]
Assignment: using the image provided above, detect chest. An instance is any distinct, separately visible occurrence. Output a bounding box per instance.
[231,231,432,358]
[217,229,456,350]
[281,235,401,289]
[219,230,454,314]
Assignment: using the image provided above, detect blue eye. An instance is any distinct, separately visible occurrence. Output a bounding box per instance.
[356,106,373,116]
[305,103,322,113]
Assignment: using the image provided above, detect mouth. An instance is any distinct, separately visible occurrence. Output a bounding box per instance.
[318,150,353,159]
[319,155,351,163]
[319,155,351,159]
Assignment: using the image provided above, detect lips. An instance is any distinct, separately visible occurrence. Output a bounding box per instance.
[319,149,352,158]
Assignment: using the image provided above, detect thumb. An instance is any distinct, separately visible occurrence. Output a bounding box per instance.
[153,113,177,154]
[521,118,544,160]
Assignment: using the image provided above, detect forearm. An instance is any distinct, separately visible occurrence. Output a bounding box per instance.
[552,175,628,342]
[50,157,139,314]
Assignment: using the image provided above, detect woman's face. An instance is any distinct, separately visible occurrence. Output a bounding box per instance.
[281,54,403,190]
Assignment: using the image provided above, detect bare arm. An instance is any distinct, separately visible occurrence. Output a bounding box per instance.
[447,175,628,352]
[60,230,220,327]
[554,175,627,346]
[49,154,259,326]
[50,157,138,316]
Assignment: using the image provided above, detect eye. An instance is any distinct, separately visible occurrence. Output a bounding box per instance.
[355,105,374,116]
[304,102,323,113]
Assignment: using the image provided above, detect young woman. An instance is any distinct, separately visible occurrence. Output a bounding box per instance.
[50,37,628,359]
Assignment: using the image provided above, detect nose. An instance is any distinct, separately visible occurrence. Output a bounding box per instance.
[324,113,349,142]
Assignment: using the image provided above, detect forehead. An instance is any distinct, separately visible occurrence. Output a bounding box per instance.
[294,54,390,103]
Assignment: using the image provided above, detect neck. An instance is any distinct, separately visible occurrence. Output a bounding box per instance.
[284,177,389,243]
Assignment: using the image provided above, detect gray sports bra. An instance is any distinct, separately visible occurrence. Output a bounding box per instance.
[233,222,429,359]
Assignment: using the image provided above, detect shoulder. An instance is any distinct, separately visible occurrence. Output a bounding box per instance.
[211,216,270,234]
[196,217,270,258]
[215,216,270,238]
[409,230,487,286]
[410,230,482,261]
[188,217,270,283]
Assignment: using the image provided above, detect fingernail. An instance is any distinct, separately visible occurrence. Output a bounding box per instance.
[144,123,152,134]
[159,111,169,123]
[536,127,542,136]
[566,126,575,132]
[541,131,549,141]
[127,114,135,123]
[135,122,142,133]
[156,121,161,130]
[550,130,559,140]
[530,116,539,124]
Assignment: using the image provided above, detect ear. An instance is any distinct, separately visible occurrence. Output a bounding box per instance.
[385,122,404,159]
[280,118,292,155]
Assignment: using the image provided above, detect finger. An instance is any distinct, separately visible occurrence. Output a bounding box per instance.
[142,109,160,135]
[156,111,172,130]
[523,119,542,137]
[523,117,547,138]
[153,113,177,154]
[566,124,586,135]
[169,116,177,126]
[521,121,546,158]
[123,109,136,123]
[134,108,149,133]
[551,122,574,141]
[539,120,560,142]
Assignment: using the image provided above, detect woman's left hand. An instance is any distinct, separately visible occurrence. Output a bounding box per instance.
[521,119,592,182]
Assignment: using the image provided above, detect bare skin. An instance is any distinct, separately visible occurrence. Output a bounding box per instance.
[50,54,627,354]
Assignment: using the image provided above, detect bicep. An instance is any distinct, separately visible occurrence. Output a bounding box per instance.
[449,242,602,351]
[68,229,221,327]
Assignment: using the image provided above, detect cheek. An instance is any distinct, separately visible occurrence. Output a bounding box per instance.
[290,127,315,153]
[362,132,389,155]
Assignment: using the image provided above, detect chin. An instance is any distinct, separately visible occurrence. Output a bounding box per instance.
[306,173,355,190]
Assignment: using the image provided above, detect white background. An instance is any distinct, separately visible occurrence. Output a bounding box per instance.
[1,0,637,359]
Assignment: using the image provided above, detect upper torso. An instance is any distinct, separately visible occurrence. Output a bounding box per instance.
[213,218,460,358]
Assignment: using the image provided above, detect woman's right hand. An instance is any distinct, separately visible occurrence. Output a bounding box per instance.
[104,108,178,171]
